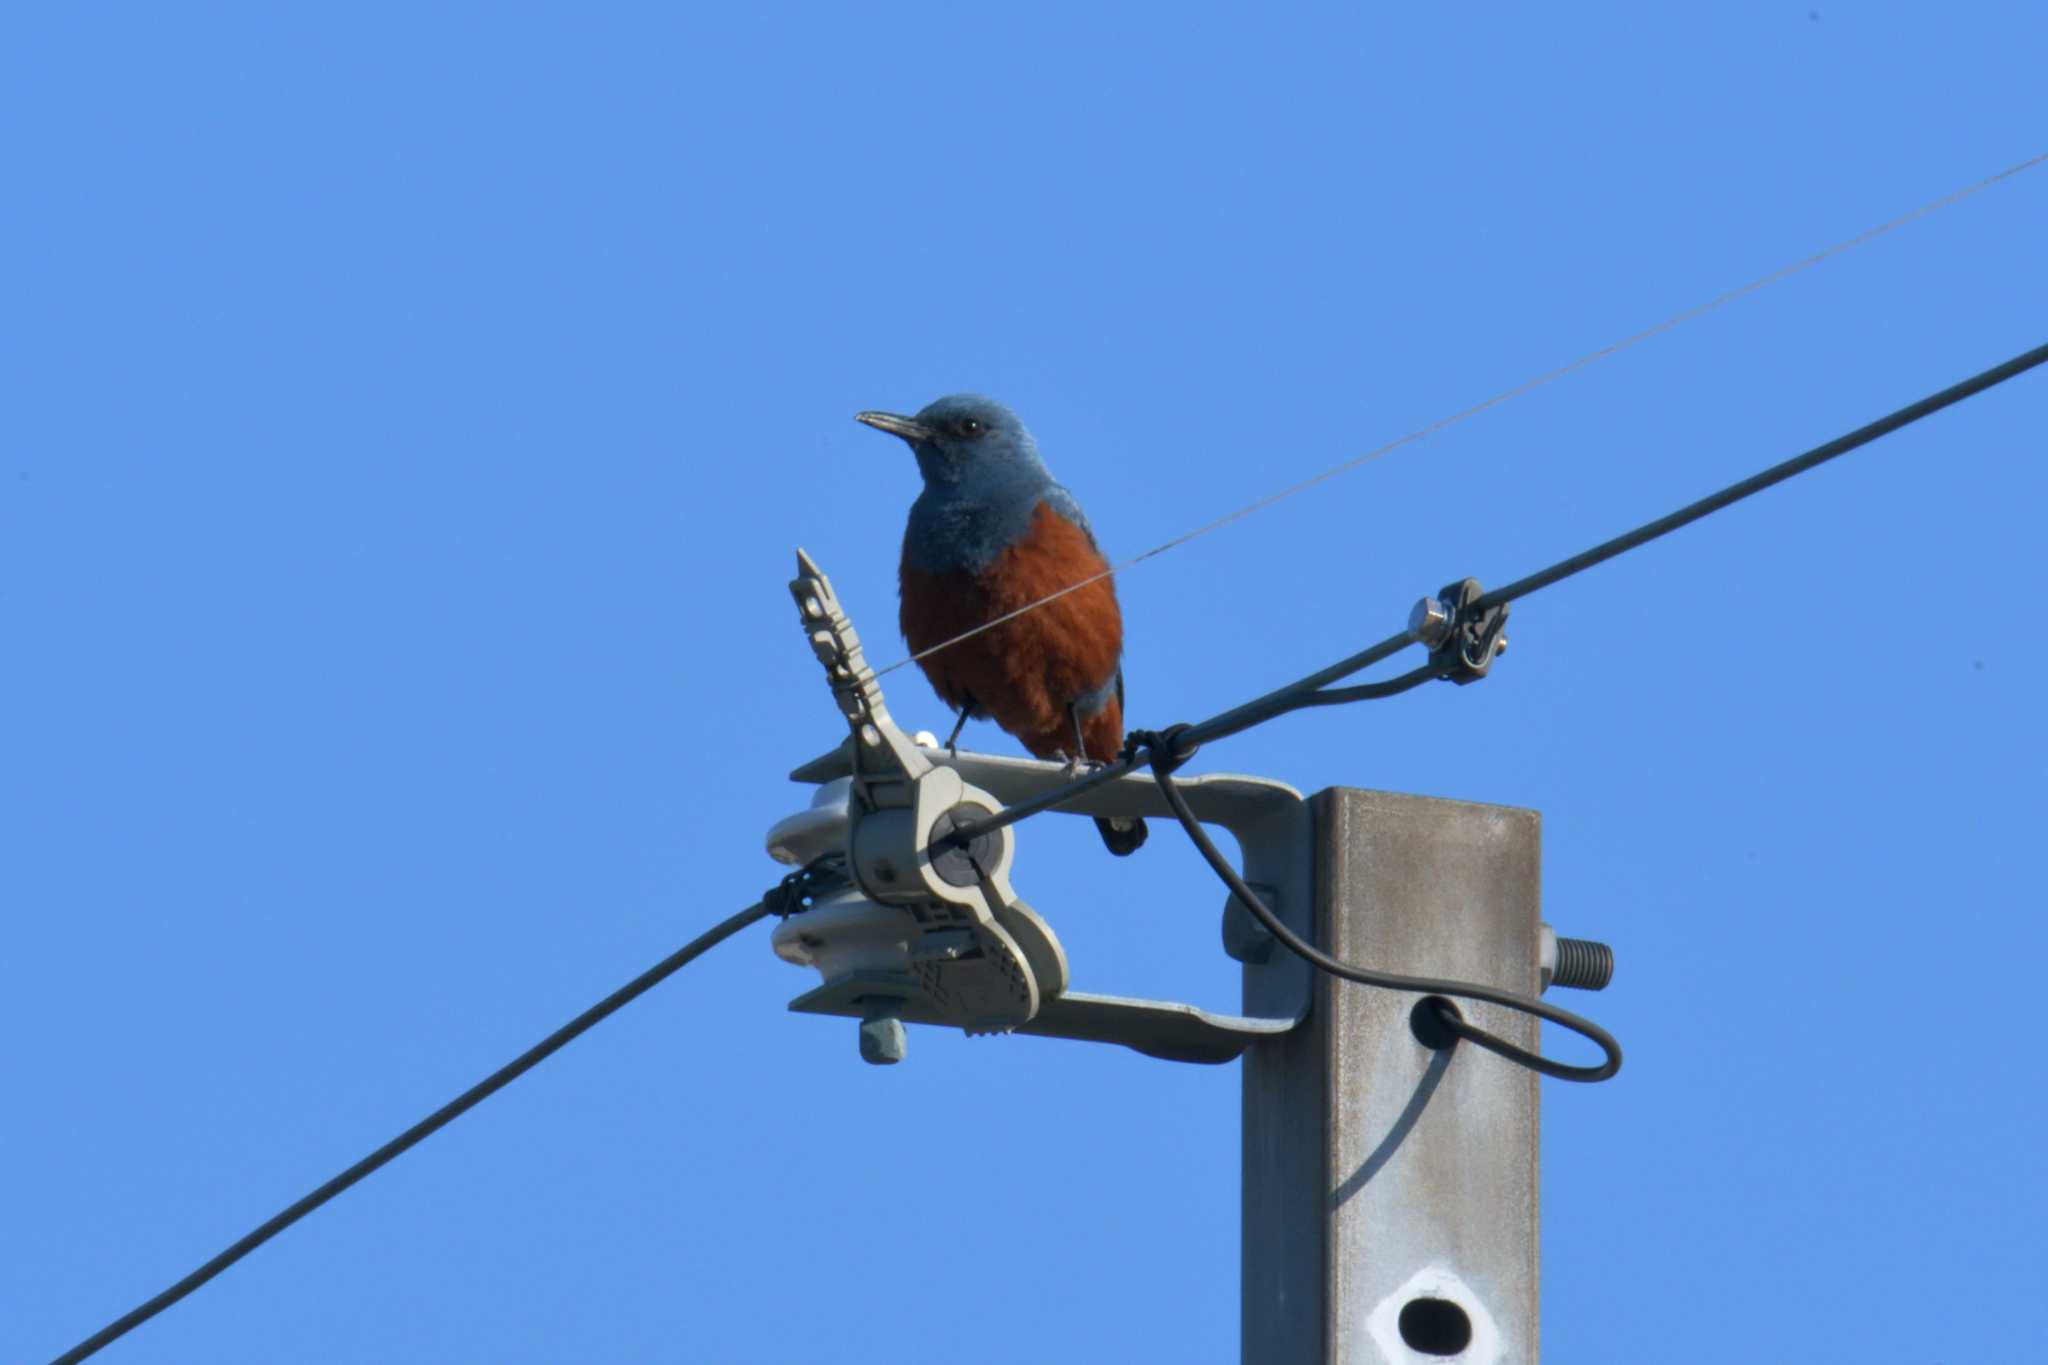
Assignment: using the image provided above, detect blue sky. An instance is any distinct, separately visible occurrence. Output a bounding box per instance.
[5,5,2044,1361]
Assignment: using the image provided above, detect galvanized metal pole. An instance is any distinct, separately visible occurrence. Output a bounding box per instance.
[1243,788,1542,1364]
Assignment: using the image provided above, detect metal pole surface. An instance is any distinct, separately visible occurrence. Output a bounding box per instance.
[1243,788,1542,1364]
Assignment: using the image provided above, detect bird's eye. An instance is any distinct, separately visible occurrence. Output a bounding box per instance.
[960,418,983,437]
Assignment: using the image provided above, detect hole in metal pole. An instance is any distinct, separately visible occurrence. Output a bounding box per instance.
[1397,1296,1473,1356]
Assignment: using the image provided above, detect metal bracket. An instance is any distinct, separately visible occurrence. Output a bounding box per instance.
[783,748,1314,1063]
[773,550,1312,1065]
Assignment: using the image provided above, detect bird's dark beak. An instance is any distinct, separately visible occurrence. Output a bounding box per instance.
[855,410,936,444]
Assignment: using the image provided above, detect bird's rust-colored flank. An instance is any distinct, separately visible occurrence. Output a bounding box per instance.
[900,500,1125,762]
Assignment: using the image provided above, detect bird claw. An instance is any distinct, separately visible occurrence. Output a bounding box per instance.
[942,705,973,756]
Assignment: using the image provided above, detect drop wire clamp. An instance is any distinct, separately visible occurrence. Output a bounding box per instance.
[768,551,1316,1067]
[771,551,1068,1061]
[1409,578,1509,684]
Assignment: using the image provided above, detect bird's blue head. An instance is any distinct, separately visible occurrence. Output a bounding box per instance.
[855,394,1052,500]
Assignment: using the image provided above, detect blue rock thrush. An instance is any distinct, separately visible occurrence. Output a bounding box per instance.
[857,394,1147,856]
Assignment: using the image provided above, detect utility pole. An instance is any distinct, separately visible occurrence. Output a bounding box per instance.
[773,552,1609,1364]
[1244,788,1544,1364]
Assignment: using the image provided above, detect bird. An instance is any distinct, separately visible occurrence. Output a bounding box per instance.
[856,394,1147,856]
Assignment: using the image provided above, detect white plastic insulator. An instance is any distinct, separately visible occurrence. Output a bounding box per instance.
[763,777,853,866]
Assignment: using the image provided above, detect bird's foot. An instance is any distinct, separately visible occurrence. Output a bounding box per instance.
[942,706,973,756]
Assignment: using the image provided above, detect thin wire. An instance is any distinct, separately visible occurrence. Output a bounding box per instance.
[50,900,771,1365]
[1153,765,1621,1082]
[941,337,2048,848]
[871,149,2047,680]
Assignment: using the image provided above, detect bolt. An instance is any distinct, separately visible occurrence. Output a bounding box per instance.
[1551,935,1613,991]
[858,1000,907,1065]
[1540,923,1614,992]
[1408,596,1453,648]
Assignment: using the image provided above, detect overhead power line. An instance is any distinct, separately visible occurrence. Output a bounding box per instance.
[47,328,2048,1357]
[873,150,2047,681]
[1466,339,2048,612]
[1106,338,2046,1082]
[948,338,2048,850]
[49,900,774,1365]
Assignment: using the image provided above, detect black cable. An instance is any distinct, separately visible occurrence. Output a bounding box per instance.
[1470,339,2048,612]
[1266,662,1440,712]
[69,345,2038,1356]
[1177,631,1417,747]
[944,340,2048,850]
[942,660,1431,850]
[939,664,1439,849]
[50,899,772,1365]
[1150,762,1621,1083]
[943,753,1139,844]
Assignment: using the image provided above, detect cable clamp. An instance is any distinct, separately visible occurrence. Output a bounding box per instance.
[1423,578,1510,686]
[1124,723,1200,775]
[765,857,850,917]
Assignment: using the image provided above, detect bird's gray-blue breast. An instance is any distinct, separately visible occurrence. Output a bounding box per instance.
[904,473,1082,575]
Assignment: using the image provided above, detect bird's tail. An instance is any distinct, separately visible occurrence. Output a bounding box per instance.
[1094,815,1148,857]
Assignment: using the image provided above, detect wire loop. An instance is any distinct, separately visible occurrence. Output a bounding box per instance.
[1121,723,1199,774]
[1143,751,1623,1084]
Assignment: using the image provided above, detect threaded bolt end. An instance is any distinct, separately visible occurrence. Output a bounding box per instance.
[1551,936,1614,992]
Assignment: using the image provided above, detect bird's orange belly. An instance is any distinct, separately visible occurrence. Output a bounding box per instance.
[900,501,1125,761]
